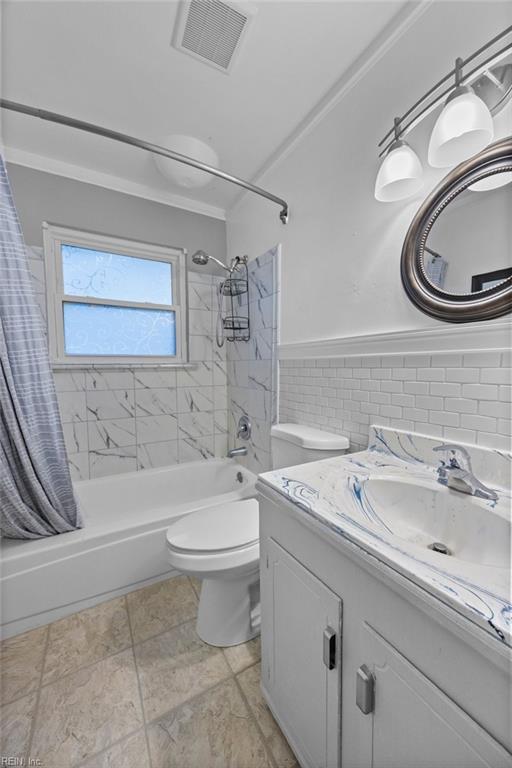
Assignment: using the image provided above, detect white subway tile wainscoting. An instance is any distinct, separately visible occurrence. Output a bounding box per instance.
[280,351,511,453]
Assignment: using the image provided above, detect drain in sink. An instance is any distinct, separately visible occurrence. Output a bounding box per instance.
[428,542,452,556]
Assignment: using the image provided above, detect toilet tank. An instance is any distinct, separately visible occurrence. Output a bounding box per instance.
[271,423,349,470]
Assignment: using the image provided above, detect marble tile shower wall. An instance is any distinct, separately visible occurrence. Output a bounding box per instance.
[26,247,228,480]
[280,352,512,453]
[226,246,280,474]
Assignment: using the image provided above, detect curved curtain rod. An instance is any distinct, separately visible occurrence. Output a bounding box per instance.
[0,99,289,225]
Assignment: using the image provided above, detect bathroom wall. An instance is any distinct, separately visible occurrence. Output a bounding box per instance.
[11,165,230,479]
[280,352,511,454]
[26,243,228,479]
[226,1,512,455]
[226,246,280,474]
[226,1,512,344]
[8,163,227,271]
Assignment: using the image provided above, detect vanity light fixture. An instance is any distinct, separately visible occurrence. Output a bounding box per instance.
[428,58,494,168]
[374,118,423,202]
[375,25,512,202]
[469,97,512,191]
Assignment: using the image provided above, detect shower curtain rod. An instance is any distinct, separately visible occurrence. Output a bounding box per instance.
[0,99,289,224]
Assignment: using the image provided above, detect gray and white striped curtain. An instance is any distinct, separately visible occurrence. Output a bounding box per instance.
[0,154,82,538]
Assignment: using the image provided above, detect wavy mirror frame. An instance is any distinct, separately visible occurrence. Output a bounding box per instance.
[401,136,512,323]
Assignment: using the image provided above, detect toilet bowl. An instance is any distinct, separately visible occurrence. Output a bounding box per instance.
[166,498,260,646]
[166,424,349,647]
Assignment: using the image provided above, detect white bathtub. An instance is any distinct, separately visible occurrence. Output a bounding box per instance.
[0,459,256,639]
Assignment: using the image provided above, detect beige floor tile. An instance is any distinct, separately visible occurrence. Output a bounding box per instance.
[126,576,198,643]
[188,576,202,598]
[237,663,297,768]
[31,649,143,768]
[0,626,48,705]
[43,597,132,684]
[0,693,37,762]
[223,636,261,674]
[134,620,231,721]
[147,678,271,768]
[79,729,150,768]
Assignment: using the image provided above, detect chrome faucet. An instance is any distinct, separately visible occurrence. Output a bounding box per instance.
[432,443,498,501]
[237,415,251,441]
[227,416,251,458]
[228,446,247,458]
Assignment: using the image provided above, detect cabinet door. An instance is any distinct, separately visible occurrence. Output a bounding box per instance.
[357,623,512,768]
[262,539,342,768]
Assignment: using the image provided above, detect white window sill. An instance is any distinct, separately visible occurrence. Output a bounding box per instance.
[51,362,197,371]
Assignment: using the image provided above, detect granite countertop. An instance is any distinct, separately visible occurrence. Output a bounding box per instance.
[259,426,512,647]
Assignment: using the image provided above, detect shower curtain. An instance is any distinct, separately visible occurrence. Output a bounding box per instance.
[0,154,82,538]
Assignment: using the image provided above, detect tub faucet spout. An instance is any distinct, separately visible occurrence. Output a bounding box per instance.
[228,446,247,458]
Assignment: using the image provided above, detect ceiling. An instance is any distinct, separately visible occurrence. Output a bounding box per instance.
[1,0,409,218]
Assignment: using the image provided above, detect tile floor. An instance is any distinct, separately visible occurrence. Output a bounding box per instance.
[0,576,298,768]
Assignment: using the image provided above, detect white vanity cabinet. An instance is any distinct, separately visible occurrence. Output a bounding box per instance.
[261,539,342,768]
[356,623,511,768]
[258,485,512,768]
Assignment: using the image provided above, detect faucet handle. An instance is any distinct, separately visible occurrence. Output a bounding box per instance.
[433,443,472,472]
[237,415,251,441]
[436,461,449,484]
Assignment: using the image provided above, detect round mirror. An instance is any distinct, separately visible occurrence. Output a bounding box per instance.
[425,183,512,295]
[401,137,512,322]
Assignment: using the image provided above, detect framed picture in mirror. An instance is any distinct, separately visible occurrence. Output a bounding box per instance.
[471,267,512,292]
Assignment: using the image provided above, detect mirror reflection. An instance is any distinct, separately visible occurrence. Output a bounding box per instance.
[424,173,512,295]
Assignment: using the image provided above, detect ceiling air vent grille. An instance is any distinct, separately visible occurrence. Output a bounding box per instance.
[174,0,254,73]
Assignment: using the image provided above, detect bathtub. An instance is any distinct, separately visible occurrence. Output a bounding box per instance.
[0,459,256,639]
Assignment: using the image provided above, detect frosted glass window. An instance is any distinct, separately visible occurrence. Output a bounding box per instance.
[63,303,176,356]
[44,224,186,364]
[62,245,173,305]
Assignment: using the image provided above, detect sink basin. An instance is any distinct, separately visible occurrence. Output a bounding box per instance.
[363,476,510,569]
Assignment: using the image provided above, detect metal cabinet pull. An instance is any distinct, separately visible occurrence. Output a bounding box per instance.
[323,627,336,670]
[356,665,375,714]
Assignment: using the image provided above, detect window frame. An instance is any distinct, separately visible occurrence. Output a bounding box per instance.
[43,222,188,366]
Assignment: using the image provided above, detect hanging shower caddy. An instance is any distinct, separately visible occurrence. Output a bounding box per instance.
[222,257,250,342]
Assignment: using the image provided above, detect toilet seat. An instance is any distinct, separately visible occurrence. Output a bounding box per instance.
[166,498,259,555]
[166,498,260,579]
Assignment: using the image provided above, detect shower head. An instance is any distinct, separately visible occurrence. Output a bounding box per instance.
[191,250,244,274]
[191,250,209,266]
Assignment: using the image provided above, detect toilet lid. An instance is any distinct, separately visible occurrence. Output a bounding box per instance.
[166,498,259,554]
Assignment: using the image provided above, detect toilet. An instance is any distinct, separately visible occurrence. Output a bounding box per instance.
[166,423,349,647]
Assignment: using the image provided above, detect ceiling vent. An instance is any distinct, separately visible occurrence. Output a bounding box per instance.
[173,0,255,73]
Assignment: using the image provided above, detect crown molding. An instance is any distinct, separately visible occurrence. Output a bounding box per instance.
[279,320,512,360]
[3,146,226,221]
[228,0,433,214]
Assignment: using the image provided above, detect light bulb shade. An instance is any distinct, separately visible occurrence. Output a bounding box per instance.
[469,171,512,192]
[154,135,219,188]
[374,141,423,202]
[428,89,494,168]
